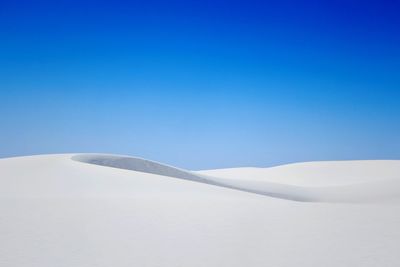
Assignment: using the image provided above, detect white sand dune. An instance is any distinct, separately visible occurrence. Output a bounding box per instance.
[73,154,400,202]
[1,154,400,267]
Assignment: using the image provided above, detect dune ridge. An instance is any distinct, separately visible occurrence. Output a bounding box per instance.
[71,154,400,202]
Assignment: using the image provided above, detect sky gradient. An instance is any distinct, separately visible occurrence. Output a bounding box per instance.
[1,0,399,169]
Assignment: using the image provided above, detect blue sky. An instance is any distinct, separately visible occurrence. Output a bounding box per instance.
[1,0,399,169]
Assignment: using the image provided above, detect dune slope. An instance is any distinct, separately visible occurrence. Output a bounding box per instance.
[72,154,400,202]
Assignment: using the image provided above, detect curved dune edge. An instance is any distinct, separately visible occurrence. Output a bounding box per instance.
[71,154,311,201]
[71,154,400,203]
[72,154,207,183]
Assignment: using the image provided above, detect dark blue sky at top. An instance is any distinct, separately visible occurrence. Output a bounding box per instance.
[0,0,399,169]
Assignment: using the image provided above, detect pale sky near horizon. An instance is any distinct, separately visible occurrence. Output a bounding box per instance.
[1,0,399,169]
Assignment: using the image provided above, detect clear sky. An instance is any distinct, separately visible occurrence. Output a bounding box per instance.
[1,0,399,169]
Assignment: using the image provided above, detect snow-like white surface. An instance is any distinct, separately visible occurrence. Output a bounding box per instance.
[1,154,400,267]
[197,160,400,186]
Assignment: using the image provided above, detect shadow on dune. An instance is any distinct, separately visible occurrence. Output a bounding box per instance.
[71,154,400,203]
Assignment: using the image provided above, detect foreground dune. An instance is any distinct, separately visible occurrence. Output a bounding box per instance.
[1,154,400,267]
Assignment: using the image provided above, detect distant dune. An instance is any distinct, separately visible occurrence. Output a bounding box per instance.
[1,154,400,266]
[72,154,400,202]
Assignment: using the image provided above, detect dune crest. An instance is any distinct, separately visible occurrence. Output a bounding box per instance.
[71,154,400,203]
[72,154,207,182]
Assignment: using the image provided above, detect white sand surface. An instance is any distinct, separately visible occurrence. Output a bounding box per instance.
[1,154,400,267]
